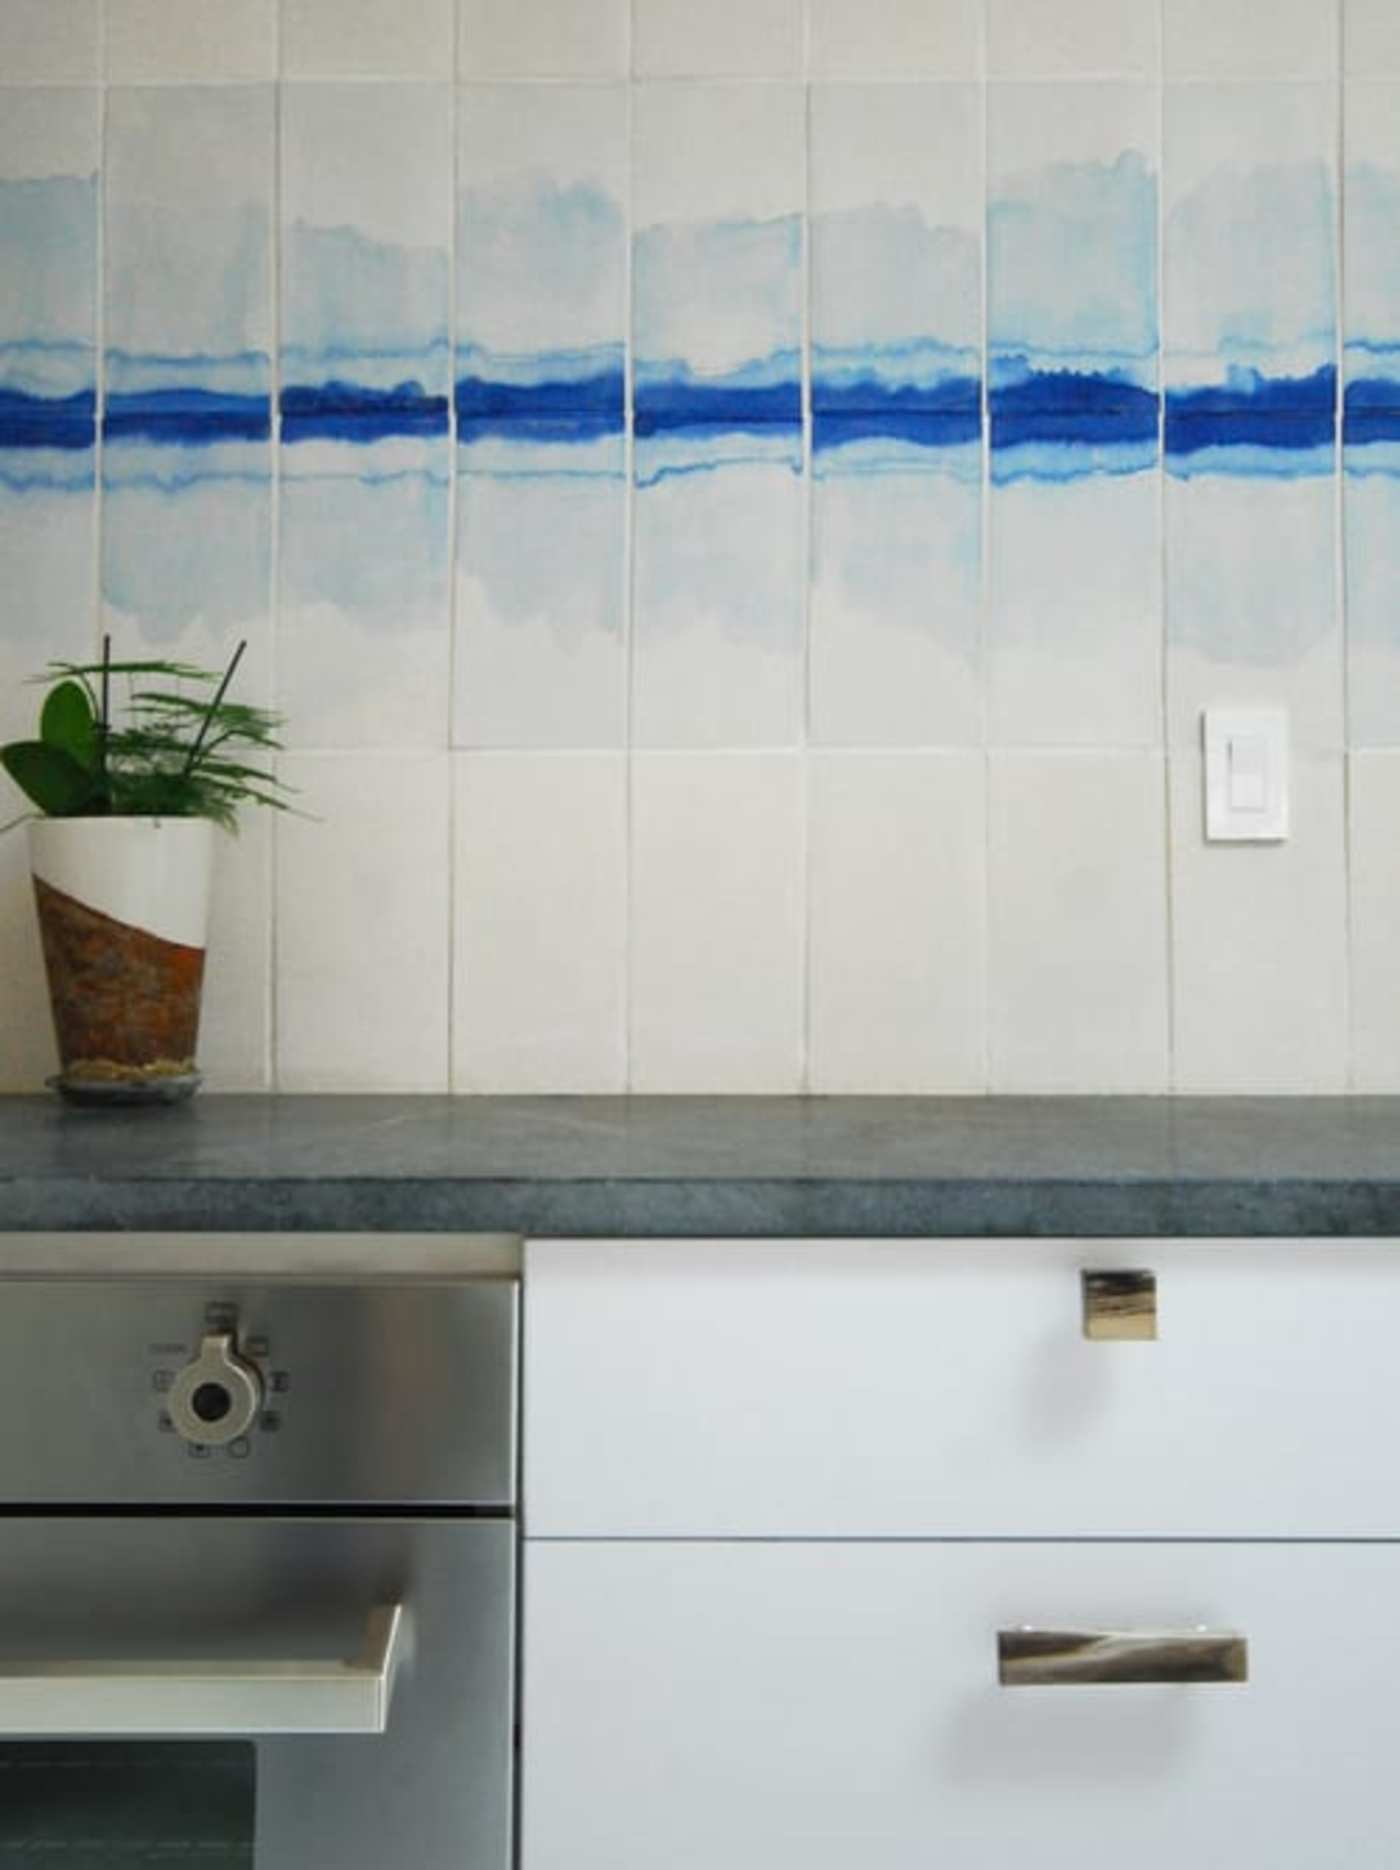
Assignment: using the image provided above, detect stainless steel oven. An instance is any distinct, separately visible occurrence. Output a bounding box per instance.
[0,1240,517,1869]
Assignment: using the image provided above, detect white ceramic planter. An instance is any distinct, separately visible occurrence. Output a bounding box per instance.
[28,817,215,1100]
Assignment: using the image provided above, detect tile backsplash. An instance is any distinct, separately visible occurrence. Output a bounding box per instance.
[0,0,1395,1095]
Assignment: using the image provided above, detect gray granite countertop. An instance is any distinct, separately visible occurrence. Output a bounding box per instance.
[1,1093,1399,1236]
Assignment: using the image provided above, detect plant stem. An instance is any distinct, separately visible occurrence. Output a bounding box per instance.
[97,633,111,804]
[179,638,246,780]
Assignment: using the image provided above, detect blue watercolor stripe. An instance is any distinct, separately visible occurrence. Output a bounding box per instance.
[455,372,624,425]
[281,382,448,442]
[458,410,621,448]
[1168,364,1335,416]
[104,390,270,445]
[811,375,981,419]
[0,389,95,450]
[1345,380,1400,447]
[1346,407,1400,446]
[813,408,981,453]
[991,374,1158,451]
[1166,407,1334,457]
[634,379,801,438]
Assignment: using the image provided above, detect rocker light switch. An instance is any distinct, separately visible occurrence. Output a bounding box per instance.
[1204,709,1288,842]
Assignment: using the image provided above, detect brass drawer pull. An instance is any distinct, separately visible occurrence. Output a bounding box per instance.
[1082,1269,1157,1340]
[998,1627,1248,1687]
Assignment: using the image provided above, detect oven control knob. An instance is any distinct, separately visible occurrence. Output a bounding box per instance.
[167,1332,264,1447]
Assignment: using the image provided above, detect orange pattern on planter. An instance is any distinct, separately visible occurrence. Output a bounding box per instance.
[33,877,205,1079]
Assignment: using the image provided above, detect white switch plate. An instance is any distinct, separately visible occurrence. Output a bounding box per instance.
[1203,708,1289,842]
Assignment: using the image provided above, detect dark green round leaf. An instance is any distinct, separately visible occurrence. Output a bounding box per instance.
[0,741,101,816]
[39,679,99,770]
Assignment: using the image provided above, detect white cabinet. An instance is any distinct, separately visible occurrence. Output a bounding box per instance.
[525,1239,1400,1536]
[521,1239,1400,1868]
[523,1541,1400,1870]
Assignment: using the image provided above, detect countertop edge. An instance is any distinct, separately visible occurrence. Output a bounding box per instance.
[3,1176,1399,1237]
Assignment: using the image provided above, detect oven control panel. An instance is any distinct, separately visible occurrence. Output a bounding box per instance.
[150,1305,292,1461]
[0,1277,516,1506]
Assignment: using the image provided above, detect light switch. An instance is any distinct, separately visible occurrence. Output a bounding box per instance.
[1204,708,1288,842]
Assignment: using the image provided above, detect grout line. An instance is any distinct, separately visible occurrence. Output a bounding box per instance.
[265,11,283,1094]
[446,57,461,1092]
[1336,0,1354,1086]
[1158,0,1177,1091]
[622,0,637,1092]
[979,25,993,1096]
[798,28,814,1095]
[266,29,283,1094]
[93,0,108,669]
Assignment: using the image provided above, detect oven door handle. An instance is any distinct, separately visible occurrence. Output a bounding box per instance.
[0,1603,409,1738]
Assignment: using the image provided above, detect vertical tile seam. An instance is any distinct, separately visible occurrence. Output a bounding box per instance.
[1336,0,1355,1088]
[266,2,283,1091]
[623,0,638,1090]
[1158,0,1178,1091]
[798,3,814,1093]
[979,1,993,1093]
[94,0,107,668]
[266,13,284,1089]
[446,43,461,1090]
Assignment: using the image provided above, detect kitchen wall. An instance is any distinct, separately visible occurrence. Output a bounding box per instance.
[1,0,1397,1095]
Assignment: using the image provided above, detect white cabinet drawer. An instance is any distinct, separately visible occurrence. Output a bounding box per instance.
[522,1540,1400,1870]
[524,1239,1400,1536]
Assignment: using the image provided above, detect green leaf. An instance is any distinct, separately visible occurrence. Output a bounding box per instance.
[39,679,99,770]
[0,741,102,816]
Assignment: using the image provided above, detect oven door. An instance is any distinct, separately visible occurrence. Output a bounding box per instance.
[0,1518,513,1870]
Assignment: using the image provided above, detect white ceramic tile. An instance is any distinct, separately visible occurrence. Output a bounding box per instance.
[988,81,1158,393]
[458,0,627,78]
[633,82,804,230]
[1349,753,1400,1087]
[633,85,805,748]
[281,0,453,78]
[198,814,271,1090]
[1166,470,1340,748]
[811,446,982,747]
[808,0,979,77]
[630,754,803,1091]
[0,88,97,728]
[1345,82,1400,408]
[634,0,801,77]
[989,0,1159,77]
[278,85,451,749]
[810,82,981,387]
[1170,750,1347,1090]
[274,753,449,1091]
[102,86,273,694]
[1348,0,1400,73]
[1347,462,1400,745]
[1164,83,1336,398]
[106,0,276,81]
[456,432,625,748]
[279,436,451,748]
[808,754,986,1091]
[453,754,626,1090]
[1166,0,1338,77]
[457,84,626,390]
[633,439,805,748]
[282,82,451,396]
[989,752,1170,1090]
[989,462,1161,748]
[105,86,273,395]
[0,0,98,81]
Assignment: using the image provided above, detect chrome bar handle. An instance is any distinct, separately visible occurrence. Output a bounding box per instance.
[998,1627,1248,1686]
[0,1603,408,1737]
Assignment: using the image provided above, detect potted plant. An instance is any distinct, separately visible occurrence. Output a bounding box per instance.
[1,637,289,1104]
